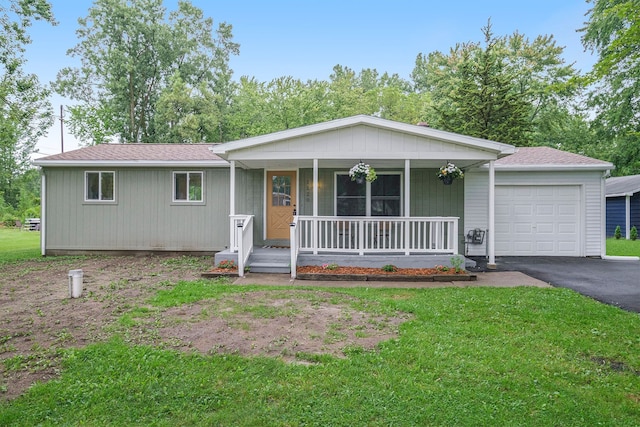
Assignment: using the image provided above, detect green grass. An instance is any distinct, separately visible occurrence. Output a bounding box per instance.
[2,283,639,426]
[606,237,640,257]
[0,227,41,264]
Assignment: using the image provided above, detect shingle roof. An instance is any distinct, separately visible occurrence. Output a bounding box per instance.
[496,146,612,167]
[606,174,640,196]
[37,143,223,162]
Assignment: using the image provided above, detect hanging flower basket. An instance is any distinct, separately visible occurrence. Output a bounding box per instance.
[349,161,377,183]
[437,162,464,185]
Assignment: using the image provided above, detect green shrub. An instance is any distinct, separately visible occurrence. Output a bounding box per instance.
[614,225,622,239]
[631,226,638,241]
[2,213,18,228]
[381,264,398,272]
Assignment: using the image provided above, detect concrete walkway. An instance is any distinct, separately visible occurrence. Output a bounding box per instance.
[231,271,551,289]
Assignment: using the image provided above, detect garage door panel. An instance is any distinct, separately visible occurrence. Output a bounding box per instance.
[496,185,580,256]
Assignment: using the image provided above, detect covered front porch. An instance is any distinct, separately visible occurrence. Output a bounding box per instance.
[212,115,516,277]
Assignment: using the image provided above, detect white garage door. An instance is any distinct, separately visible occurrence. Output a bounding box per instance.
[495,185,581,256]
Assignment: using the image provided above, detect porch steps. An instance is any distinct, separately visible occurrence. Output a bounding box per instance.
[246,247,291,274]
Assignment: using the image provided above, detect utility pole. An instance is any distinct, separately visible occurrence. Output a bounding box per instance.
[60,105,64,153]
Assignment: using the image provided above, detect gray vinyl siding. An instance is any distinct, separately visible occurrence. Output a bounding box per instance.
[410,169,465,248]
[235,168,265,245]
[464,169,605,257]
[43,167,230,252]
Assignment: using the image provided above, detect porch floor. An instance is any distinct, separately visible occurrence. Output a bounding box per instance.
[215,247,476,273]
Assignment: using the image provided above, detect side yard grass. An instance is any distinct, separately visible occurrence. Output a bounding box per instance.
[1,282,639,426]
[607,237,640,257]
[0,228,40,264]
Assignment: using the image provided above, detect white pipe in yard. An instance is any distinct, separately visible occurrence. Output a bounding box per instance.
[68,269,83,298]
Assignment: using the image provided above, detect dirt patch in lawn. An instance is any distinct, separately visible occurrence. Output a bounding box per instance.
[0,255,410,401]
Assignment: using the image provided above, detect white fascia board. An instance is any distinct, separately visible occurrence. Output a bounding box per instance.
[212,115,517,156]
[489,164,614,172]
[32,160,230,168]
[226,150,499,161]
[606,192,635,198]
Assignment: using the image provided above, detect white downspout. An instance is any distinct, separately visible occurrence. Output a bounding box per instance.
[488,160,496,268]
[626,195,631,239]
[40,171,46,256]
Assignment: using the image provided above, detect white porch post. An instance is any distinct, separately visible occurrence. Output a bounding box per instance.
[229,160,236,250]
[488,160,496,268]
[312,159,319,254]
[404,159,411,255]
[40,172,46,256]
[313,159,319,216]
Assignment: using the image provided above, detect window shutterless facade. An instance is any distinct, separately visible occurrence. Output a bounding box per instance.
[85,171,115,202]
[173,171,204,202]
[335,172,402,216]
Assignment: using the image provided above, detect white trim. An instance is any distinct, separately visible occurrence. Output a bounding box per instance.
[626,195,631,239]
[494,164,612,172]
[229,161,236,216]
[33,160,229,168]
[606,192,636,198]
[84,171,116,202]
[172,171,205,203]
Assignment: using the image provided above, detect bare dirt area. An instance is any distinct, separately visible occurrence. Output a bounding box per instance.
[0,255,410,401]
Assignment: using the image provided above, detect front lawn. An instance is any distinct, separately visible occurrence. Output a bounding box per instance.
[1,282,639,426]
[0,227,40,264]
[606,237,640,257]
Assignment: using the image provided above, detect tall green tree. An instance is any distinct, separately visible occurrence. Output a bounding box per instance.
[56,0,238,144]
[0,0,55,209]
[581,0,640,175]
[413,21,578,146]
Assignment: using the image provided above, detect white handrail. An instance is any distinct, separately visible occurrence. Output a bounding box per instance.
[233,215,254,277]
[290,216,299,278]
[295,216,459,255]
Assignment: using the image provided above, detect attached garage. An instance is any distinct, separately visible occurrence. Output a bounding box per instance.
[495,185,581,256]
[464,147,613,258]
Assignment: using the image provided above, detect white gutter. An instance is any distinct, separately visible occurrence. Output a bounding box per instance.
[606,192,636,198]
[31,160,230,168]
[493,164,614,172]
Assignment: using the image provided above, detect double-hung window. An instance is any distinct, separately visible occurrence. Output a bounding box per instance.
[173,171,203,202]
[335,173,401,216]
[85,171,115,202]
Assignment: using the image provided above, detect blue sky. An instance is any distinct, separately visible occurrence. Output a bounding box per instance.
[25,0,596,155]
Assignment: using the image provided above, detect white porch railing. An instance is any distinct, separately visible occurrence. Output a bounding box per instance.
[230,214,254,277]
[293,216,459,256]
[290,216,300,278]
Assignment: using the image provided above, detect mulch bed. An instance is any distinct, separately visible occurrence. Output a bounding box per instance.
[297,266,476,282]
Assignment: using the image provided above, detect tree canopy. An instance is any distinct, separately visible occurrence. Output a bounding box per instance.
[55,0,239,144]
[0,0,55,213]
[581,0,640,175]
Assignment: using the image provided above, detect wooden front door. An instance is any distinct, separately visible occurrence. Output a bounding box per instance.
[266,171,297,240]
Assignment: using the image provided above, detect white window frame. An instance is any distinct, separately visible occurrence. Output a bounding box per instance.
[334,172,403,216]
[172,171,204,203]
[84,171,116,202]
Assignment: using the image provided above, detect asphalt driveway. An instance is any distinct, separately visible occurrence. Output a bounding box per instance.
[473,257,640,313]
